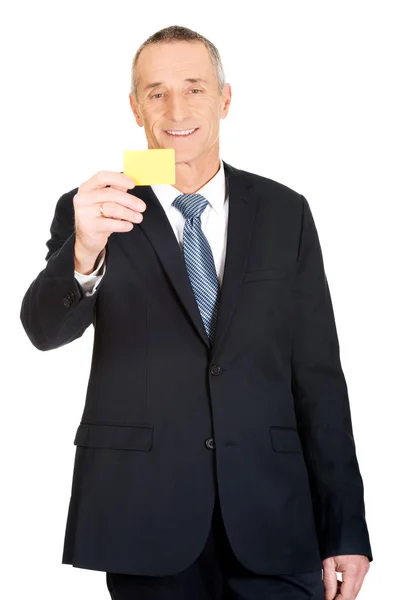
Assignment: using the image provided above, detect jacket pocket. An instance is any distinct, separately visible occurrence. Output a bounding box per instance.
[74,422,153,451]
[243,268,288,282]
[270,426,303,454]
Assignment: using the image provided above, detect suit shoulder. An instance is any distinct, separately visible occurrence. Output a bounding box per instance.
[228,164,304,206]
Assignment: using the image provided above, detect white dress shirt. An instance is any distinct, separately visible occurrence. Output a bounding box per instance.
[75,160,229,295]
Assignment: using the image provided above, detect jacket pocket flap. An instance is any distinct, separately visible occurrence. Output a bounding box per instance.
[74,422,153,451]
[243,268,288,282]
[270,426,302,453]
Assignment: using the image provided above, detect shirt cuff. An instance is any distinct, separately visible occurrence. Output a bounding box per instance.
[74,251,106,296]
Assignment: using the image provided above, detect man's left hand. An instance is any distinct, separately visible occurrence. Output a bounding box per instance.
[323,554,370,599]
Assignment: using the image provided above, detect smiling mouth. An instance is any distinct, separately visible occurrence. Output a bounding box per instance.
[164,128,199,137]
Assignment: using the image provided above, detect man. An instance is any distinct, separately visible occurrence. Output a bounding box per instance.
[21,25,372,600]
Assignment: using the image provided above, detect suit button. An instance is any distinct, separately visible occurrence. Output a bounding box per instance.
[210,365,221,376]
[205,437,215,450]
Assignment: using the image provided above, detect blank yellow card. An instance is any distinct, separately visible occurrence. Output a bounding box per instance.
[123,149,175,185]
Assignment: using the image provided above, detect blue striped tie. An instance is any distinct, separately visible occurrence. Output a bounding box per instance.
[172,193,220,343]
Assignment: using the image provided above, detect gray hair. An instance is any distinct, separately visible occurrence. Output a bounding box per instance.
[130,25,226,97]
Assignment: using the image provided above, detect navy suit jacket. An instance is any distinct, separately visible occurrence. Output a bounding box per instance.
[20,161,373,575]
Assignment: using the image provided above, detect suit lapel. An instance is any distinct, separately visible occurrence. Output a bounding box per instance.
[210,162,257,357]
[118,162,257,354]
[125,184,211,348]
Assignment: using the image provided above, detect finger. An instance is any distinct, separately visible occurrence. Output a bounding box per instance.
[73,187,146,212]
[80,171,135,192]
[97,188,146,212]
[323,563,338,600]
[96,217,134,233]
[100,202,143,223]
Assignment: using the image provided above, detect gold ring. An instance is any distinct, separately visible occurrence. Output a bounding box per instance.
[99,203,104,217]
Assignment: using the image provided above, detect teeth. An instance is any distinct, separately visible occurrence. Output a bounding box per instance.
[166,128,196,136]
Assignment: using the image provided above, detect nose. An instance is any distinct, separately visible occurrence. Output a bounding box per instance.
[165,92,188,122]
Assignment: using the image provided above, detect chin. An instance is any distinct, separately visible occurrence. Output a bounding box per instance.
[177,144,207,159]
[173,149,197,164]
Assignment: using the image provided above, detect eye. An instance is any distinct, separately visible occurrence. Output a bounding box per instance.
[189,88,202,94]
[151,93,164,99]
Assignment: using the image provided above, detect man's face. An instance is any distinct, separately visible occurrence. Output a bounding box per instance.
[129,41,231,165]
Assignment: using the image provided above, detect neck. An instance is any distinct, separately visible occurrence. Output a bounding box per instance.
[173,153,221,194]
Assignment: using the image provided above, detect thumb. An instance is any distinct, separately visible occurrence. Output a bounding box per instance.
[323,558,338,600]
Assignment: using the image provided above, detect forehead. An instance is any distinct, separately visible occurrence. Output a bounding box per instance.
[136,41,215,84]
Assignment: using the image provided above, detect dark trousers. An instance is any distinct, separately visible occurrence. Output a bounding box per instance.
[106,493,324,599]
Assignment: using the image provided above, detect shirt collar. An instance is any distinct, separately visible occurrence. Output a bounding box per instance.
[151,159,226,215]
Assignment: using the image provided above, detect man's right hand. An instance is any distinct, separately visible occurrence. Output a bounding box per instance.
[73,171,147,274]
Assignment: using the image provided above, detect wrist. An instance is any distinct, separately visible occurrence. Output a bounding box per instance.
[74,241,103,275]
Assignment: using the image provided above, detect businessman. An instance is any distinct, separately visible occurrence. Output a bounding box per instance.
[21,25,372,600]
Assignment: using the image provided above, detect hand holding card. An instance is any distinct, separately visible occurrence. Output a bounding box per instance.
[73,171,146,274]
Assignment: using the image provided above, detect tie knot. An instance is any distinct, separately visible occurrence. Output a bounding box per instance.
[172,193,209,220]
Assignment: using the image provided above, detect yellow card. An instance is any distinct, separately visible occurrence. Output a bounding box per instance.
[123,149,175,185]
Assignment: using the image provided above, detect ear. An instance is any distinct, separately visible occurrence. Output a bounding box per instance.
[220,83,232,120]
[129,93,144,127]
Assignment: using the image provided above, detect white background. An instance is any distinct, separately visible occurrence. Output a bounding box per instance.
[1,1,398,598]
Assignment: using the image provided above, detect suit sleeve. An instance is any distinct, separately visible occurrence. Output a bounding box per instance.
[291,195,373,562]
[20,189,101,351]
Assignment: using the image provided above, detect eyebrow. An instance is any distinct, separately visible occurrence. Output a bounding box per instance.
[143,78,208,92]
